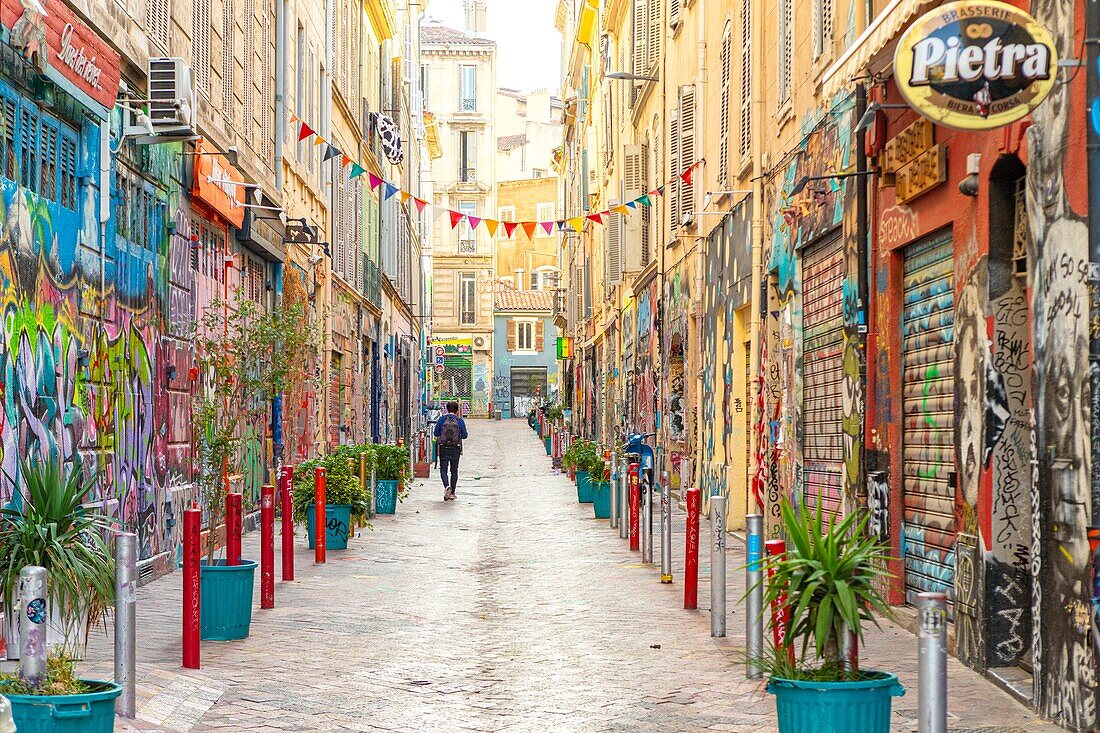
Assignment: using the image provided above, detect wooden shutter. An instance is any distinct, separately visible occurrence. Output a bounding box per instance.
[148,0,170,50]
[780,0,792,102]
[669,0,680,27]
[222,0,235,116]
[822,0,834,56]
[647,0,661,71]
[669,113,680,230]
[719,25,732,187]
[535,321,544,352]
[607,199,623,285]
[679,85,696,225]
[508,320,517,351]
[262,5,271,160]
[623,146,643,272]
[632,0,647,79]
[739,0,751,162]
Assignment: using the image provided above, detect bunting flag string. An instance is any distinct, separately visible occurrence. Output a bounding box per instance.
[287,109,700,241]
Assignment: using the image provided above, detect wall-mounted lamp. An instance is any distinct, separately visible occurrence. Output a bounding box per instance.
[854,101,910,133]
[959,154,981,197]
[787,170,875,197]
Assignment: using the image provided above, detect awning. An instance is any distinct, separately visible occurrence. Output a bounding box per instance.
[576,0,599,47]
[821,0,940,98]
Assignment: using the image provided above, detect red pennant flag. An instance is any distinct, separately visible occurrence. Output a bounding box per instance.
[341,155,352,168]
[521,221,538,239]
[449,211,464,229]
[586,213,604,225]
[413,197,428,213]
[503,221,519,238]
[368,173,384,190]
[540,221,555,235]
[649,188,662,197]
[297,122,315,141]
[680,167,693,185]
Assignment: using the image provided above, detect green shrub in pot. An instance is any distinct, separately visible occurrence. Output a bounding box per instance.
[292,455,368,523]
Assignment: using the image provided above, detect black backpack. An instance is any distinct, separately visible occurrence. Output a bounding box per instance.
[438,414,462,448]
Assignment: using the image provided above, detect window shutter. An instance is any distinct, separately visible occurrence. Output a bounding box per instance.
[244,0,255,141]
[222,0,235,119]
[647,0,661,71]
[262,6,271,160]
[508,321,517,351]
[632,0,647,80]
[739,0,752,162]
[812,0,822,59]
[669,112,679,230]
[779,0,792,103]
[622,146,643,272]
[669,0,680,27]
[822,0,834,56]
[535,321,544,353]
[148,0,170,50]
[679,85,696,225]
[719,25,731,187]
[607,199,622,285]
[194,0,211,96]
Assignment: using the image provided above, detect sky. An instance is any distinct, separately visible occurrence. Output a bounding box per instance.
[425,0,563,94]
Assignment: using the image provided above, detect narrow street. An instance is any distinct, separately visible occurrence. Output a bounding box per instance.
[75,420,1057,732]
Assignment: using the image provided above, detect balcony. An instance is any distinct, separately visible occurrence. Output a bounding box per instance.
[458,239,477,254]
[459,167,477,184]
[460,97,476,112]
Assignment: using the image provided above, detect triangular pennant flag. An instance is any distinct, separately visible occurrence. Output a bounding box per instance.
[521,221,538,239]
[503,221,519,238]
[289,113,299,125]
[557,221,566,231]
[401,191,412,204]
[637,194,652,207]
[625,200,638,209]
[340,155,352,168]
[297,122,315,141]
[680,162,699,185]
[413,197,428,213]
[313,135,326,146]
[612,205,630,215]
[350,163,367,179]
[367,173,384,189]
[324,144,342,161]
[485,219,500,237]
[467,216,482,230]
[383,183,400,200]
[586,213,603,224]
[449,211,464,229]
[649,188,662,197]
[541,221,555,235]
[568,217,585,233]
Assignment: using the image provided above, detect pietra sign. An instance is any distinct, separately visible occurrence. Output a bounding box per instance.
[2,0,121,110]
[894,0,1057,130]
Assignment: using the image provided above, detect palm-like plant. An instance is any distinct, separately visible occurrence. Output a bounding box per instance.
[0,459,114,653]
[759,499,892,677]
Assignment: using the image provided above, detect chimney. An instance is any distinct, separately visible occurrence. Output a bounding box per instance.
[464,0,487,34]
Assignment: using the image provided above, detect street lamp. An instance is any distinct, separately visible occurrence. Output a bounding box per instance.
[788,170,875,197]
[606,71,660,82]
[853,101,909,133]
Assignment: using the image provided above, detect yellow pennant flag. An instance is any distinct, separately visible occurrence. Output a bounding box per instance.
[485,219,500,237]
[612,205,630,216]
[401,191,412,204]
[313,136,326,146]
[568,216,585,233]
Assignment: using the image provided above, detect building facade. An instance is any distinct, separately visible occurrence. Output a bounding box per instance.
[493,290,559,419]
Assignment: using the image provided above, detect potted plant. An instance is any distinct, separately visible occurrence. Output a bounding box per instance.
[754,500,903,733]
[0,459,114,660]
[373,445,410,515]
[590,452,612,519]
[572,440,598,504]
[0,651,120,732]
[292,454,368,550]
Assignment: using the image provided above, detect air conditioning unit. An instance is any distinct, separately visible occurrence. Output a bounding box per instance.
[148,58,196,137]
[472,335,490,351]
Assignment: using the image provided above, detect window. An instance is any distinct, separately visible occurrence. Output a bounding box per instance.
[678,85,696,224]
[194,0,211,96]
[460,65,476,111]
[296,23,304,161]
[739,0,752,162]
[779,0,792,103]
[813,0,834,60]
[532,266,559,290]
[516,320,534,351]
[532,168,546,178]
[243,0,254,140]
[18,105,37,192]
[459,273,476,325]
[458,201,477,253]
[459,131,477,181]
[222,0,234,117]
[718,23,732,187]
[535,203,556,233]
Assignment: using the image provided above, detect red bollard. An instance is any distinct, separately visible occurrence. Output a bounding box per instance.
[684,487,701,609]
[260,484,275,609]
[280,465,294,581]
[629,463,641,551]
[765,539,795,664]
[225,492,242,566]
[314,467,327,564]
[182,504,201,669]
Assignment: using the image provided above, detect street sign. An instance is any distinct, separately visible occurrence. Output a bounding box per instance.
[434,363,445,373]
[434,346,446,357]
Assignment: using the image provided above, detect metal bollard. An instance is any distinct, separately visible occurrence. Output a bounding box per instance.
[745,514,764,678]
[917,592,947,733]
[314,467,327,564]
[370,462,377,517]
[660,471,672,583]
[609,451,619,529]
[618,459,629,539]
[684,488,700,609]
[182,505,201,669]
[641,470,653,564]
[628,463,640,551]
[260,485,275,608]
[281,466,296,581]
[710,495,727,637]
[114,533,137,717]
[225,492,242,566]
[18,566,47,687]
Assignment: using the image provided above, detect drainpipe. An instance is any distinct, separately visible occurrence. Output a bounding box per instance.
[1086,5,1100,583]
[855,84,870,514]
[748,0,764,516]
[689,0,706,493]
[275,0,287,190]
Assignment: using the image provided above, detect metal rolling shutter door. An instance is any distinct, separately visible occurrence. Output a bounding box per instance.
[801,233,845,516]
[901,233,956,608]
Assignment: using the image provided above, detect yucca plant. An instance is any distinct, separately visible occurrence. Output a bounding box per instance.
[0,459,114,654]
[756,499,892,680]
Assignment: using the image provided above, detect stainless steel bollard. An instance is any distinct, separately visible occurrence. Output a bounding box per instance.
[370,463,377,518]
[710,495,727,637]
[618,459,629,540]
[641,471,653,563]
[659,471,672,583]
[19,566,48,687]
[610,450,619,529]
[917,592,948,733]
[115,532,137,718]
[745,514,764,678]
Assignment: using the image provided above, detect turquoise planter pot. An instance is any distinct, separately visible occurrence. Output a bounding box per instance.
[2,680,120,733]
[575,471,593,503]
[592,481,611,518]
[376,480,399,514]
[200,560,256,641]
[767,671,904,733]
[306,504,353,550]
[544,437,552,455]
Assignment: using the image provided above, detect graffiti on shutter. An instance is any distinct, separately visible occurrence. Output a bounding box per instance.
[901,232,956,609]
[801,232,845,516]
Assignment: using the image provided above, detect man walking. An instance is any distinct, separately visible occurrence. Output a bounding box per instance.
[434,401,468,501]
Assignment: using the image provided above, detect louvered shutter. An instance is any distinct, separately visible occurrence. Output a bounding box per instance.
[739,0,752,162]
[719,26,732,187]
[669,113,679,230]
[623,146,643,272]
[669,0,680,26]
[822,0,834,56]
[262,5,271,160]
[647,0,661,71]
[780,0,792,102]
[607,199,623,285]
[244,0,254,141]
[679,85,696,225]
[535,321,544,352]
[148,0,170,50]
[508,321,517,351]
[222,0,235,116]
[641,143,651,265]
[812,0,822,59]
[632,0,647,105]
[194,0,211,96]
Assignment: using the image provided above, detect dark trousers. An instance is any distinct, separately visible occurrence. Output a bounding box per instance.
[439,449,460,492]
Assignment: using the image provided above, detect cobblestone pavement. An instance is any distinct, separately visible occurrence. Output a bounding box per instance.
[74,419,1059,732]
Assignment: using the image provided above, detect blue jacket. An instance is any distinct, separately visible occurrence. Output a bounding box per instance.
[434,413,468,448]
